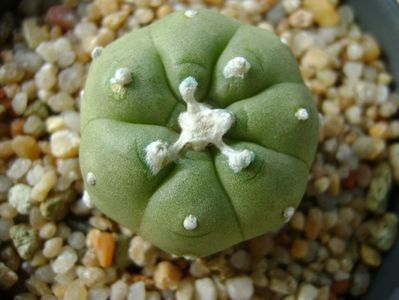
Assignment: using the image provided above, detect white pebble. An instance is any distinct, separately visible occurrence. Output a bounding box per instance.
[64,280,87,300]
[226,276,254,300]
[26,164,45,186]
[183,214,198,230]
[347,42,364,61]
[295,108,309,121]
[195,278,217,300]
[58,64,84,94]
[297,283,319,300]
[111,280,129,300]
[74,22,98,41]
[176,279,195,300]
[68,231,86,250]
[52,246,78,274]
[8,184,32,214]
[7,158,32,181]
[63,110,81,133]
[36,41,58,63]
[35,63,58,91]
[24,115,44,136]
[343,62,363,80]
[88,288,110,300]
[76,266,107,287]
[12,92,28,115]
[43,237,63,258]
[127,281,146,300]
[48,92,75,113]
[282,0,301,13]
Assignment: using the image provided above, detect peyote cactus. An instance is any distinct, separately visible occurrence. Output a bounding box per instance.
[79,9,319,258]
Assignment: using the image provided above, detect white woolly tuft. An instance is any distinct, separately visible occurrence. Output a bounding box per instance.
[91,46,103,59]
[86,172,96,186]
[184,10,198,18]
[227,149,255,173]
[178,76,198,103]
[144,76,256,174]
[111,68,132,86]
[183,214,198,230]
[295,108,309,121]
[223,57,251,79]
[145,140,170,175]
[283,206,295,222]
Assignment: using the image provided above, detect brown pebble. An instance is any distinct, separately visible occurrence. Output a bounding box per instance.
[0,140,14,159]
[305,208,323,240]
[248,234,275,257]
[331,279,351,295]
[291,239,309,259]
[290,211,305,231]
[10,119,25,137]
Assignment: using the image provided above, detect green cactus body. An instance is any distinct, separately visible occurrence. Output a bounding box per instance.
[79,9,319,258]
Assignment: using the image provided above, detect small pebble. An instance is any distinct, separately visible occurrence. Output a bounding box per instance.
[195,278,217,300]
[225,276,254,300]
[52,246,78,274]
[8,184,33,215]
[154,261,182,290]
[360,244,381,268]
[50,130,80,158]
[110,280,129,300]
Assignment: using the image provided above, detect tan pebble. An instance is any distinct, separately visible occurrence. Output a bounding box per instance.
[303,0,340,26]
[205,0,225,5]
[328,237,346,256]
[288,9,314,28]
[154,261,182,290]
[87,229,115,268]
[313,176,330,194]
[291,239,309,259]
[50,130,80,158]
[360,244,381,267]
[95,0,119,16]
[329,174,340,196]
[31,169,57,202]
[0,140,14,159]
[102,10,129,30]
[128,235,158,267]
[302,48,330,70]
[156,4,172,19]
[290,211,305,231]
[305,208,323,240]
[86,3,102,21]
[369,122,388,139]
[11,135,41,159]
[135,7,155,24]
[362,34,380,63]
[316,285,330,300]
[52,283,66,298]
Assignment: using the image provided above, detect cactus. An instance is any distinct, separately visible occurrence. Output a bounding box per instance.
[79,9,319,258]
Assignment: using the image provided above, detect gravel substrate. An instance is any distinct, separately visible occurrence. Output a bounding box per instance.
[0,0,399,299]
